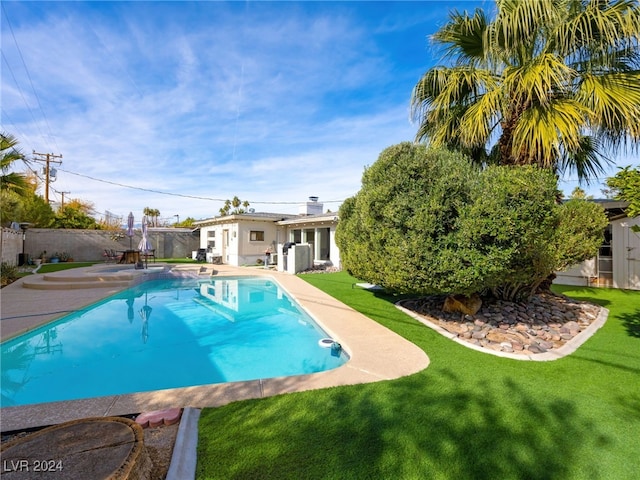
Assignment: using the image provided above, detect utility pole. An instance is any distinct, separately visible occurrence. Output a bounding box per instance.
[60,191,71,209]
[32,151,63,204]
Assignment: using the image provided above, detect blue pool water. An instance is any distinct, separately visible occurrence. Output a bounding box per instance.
[1,276,347,407]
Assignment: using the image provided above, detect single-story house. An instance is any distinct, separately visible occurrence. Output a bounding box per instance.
[194,196,639,288]
[555,200,640,290]
[193,197,340,272]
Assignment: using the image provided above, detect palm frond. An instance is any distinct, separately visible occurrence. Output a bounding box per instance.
[577,71,640,141]
[433,8,489,64]
[512,99,588,168]
[558,135,612,183]
[504,53,576,107]
[459,88,503,148]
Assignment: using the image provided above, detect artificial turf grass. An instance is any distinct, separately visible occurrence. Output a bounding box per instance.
[196,273,640,480]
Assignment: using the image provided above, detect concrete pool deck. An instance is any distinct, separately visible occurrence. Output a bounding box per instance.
[1,264,430,432]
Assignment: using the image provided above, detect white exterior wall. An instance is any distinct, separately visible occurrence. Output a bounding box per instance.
[281,219,340,268]
[196,213,341,270]
[329,226,340,269]
[198,217,285,266]
[199,221,235,264]
[236,221,284,265]
[555,258,597,287]
[612,216,640,290]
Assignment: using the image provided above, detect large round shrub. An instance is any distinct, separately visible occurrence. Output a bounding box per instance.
[336,143,477,294]
[336,142,607,301]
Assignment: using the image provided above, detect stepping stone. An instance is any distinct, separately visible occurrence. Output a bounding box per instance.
[136,408,183,428]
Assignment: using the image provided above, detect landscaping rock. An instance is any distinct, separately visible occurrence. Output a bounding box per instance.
[398,292,602,356]
[442,293,483,315]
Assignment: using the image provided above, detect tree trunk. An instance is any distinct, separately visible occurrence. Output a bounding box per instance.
[491,277,545,303]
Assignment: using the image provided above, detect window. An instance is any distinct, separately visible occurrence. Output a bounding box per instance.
[208,231,216,238]
[249,230,265,241]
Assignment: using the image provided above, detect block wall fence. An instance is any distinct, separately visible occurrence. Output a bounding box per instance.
[0,227,200,265]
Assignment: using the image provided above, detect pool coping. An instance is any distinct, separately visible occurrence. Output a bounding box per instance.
[0,265,430,432]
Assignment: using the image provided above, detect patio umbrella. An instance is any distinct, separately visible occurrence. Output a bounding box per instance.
[126,297,135,323]
[126,212,135,250]
[139,292,152,343]
[138,215,153,268]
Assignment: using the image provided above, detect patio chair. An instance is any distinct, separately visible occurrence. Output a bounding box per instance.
[103,249,122,263]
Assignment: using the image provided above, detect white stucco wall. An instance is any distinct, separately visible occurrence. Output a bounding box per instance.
[555,258,597,287]
[197,213,341,269]
[198,216,287,266]
[280,217,341,268]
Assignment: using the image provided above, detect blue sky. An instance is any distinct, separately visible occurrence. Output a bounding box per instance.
[2,1,636,224]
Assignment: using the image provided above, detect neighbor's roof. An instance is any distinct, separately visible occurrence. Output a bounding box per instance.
[590,199,630,221]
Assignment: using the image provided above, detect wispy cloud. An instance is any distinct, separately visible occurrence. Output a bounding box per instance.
[3,1,631,222]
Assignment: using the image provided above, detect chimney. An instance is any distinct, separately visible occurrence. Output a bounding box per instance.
[299,196,323,216]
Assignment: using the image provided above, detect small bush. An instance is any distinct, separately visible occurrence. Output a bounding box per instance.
[1,262,19,288]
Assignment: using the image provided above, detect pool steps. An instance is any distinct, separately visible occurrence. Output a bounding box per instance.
[22,272,137,290]
[21,264,217,290]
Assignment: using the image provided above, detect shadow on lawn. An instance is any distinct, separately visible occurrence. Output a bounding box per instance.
[197,370,609,480]
[619,308,640,338]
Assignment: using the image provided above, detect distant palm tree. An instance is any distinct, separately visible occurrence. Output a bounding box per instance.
[219,196,250,216]
[143,207,161,226]
[1,132,30,195]
[411,0,640,183]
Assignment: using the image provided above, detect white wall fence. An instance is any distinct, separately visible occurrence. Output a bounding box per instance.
[0,227,200,265]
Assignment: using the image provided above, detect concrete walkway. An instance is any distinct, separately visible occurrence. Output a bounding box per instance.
[1,264,430,432]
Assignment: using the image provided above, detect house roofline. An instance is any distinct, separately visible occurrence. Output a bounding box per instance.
[277,214,339,226]
[193,212,298,227]
[194,212,339,228]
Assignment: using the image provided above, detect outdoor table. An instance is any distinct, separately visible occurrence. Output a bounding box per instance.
[119,250,140,264]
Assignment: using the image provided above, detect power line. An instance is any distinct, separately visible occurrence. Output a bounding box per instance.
[1,3,59,152]
[57,167,344,204]
[0,108,34,146]
[1,51,47,142]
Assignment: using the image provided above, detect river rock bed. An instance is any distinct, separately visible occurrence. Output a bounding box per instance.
[398,293,603,355]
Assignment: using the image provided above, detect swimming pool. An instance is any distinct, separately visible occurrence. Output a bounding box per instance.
[1,276,347,407]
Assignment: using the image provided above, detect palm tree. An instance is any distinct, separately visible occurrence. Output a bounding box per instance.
[143,207,161,226]
[410,0,640,183]
[219,196,250,215]
[1,132,30,195]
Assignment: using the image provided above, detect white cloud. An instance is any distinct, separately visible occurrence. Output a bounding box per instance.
[12,0,630,224]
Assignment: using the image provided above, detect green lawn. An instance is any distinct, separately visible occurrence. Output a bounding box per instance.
[31,258,197,274]
[196,272,640,479]
[36,262,97,273]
